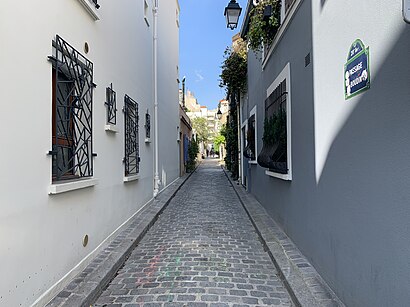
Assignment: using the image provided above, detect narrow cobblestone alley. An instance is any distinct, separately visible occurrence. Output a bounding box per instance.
[93,160,293,307]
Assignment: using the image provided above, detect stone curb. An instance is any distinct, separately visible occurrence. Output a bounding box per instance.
[46,170,196,307]
[222,168,345,307]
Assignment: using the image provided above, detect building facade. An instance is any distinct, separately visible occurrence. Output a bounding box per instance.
[240,0,410,306]
[0,0,180,306]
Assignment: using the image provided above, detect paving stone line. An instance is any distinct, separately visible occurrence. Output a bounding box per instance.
[223,167,345,307]
[93,160,293,306]
[46,169,196,307]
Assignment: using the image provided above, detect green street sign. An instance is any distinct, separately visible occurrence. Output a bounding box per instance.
[344,39,370,100]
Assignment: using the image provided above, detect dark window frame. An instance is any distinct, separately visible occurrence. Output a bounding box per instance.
[105,83,117,125]
[49,35,95,182]
[124,95,140,176]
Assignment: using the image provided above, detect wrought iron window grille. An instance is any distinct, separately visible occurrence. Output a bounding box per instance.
[123,95,140,176]
[105,83,117,125]
[145,111,151,139]
[91,0,100,9]
[257,79,288,173]
[48,35,95,182]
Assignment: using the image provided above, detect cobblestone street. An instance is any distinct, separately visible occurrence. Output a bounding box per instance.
[93,160,293,307]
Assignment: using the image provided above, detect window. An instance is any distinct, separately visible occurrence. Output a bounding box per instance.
[144,0,150,26]
[124,95,140,177]
[284,0,295,14]
[144,111,151,141]
[258,63,292,180]
[77,0,100,20]
[49,35,94,182]
[90,0,100,9]
[244,111,256,161]
[105,84,117,125]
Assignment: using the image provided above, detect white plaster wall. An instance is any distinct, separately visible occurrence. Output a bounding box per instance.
[312,0,405,181]
[0,0,179,305]
[157,0,182,188]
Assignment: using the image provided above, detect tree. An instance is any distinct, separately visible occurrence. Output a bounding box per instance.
[186,138,199,172]
[219,40,247,95]
[213,134,226,149]
[219,40,246,180]
[191,117,210,144]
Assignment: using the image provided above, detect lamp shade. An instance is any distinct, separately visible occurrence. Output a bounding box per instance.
[224,0,242,30]
[217,109,223,120]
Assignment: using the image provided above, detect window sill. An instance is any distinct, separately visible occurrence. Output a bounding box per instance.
[265,170,292,181]
[105,124,118,133]
[145,138,151,143]
[124,175,140,182]
[49,178,98,195]
[249,160,258,165]
[76,0,100,21]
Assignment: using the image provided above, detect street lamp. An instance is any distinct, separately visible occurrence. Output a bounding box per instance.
[224,0,242,30]
[216,108,222,120]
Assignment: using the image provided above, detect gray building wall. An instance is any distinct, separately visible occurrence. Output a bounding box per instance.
[244,0,410,306]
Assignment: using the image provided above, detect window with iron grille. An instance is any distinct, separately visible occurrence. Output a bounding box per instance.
[145,112,151,139]
[105,84,117,125]
[49,35,94,182]
[91,0,100,9]
[244,114,256,160]
[284,0,295,14]
[258,79,288,174]
[124,95,140,176]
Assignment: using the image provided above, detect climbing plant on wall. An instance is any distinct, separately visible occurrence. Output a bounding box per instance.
[219,39,247,180]
[247,0,281,53]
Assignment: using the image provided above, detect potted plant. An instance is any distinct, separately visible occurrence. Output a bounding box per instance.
[247,0,281,53]
[257,107,287,173]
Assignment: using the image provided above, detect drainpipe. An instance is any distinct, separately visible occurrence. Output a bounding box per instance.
[153,0,160,197]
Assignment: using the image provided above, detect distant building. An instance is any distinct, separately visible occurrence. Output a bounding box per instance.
[180,89,201,112]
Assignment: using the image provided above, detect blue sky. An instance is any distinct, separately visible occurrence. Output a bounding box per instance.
[179,0,248,110]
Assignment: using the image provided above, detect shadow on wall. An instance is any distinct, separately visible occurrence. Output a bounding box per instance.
[316,27,410,307]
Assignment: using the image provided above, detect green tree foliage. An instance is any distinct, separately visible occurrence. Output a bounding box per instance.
[186,138,199,172]
[191,117,210,144]
[247,0,281,53]
[219,40,247,95]
[219,39,246,180]
[221,110,239,179]
[213,134,226,149]
[262,108,287,146]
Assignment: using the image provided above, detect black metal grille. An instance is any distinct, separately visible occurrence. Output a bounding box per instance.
[145,112,151,139]
[50,35,94,182]
[91,0,100,9]
[105,84,117,125]
[124,95,140,176]
[264,79,287,173]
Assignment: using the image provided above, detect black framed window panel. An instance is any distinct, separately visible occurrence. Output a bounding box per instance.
[105,84,117,125]
[91,0,100,9]
[247,115,256,160]
[265,79,288,173]
[51,35,94,182]
[124,95,140,176]
[145,113,151,139]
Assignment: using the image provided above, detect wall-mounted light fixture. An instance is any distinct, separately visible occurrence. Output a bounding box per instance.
[224,0,242,30]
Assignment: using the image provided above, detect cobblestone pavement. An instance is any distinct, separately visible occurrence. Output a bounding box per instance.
[93,160,293,307]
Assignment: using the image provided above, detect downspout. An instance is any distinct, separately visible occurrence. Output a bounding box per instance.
[153,0,160,197]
